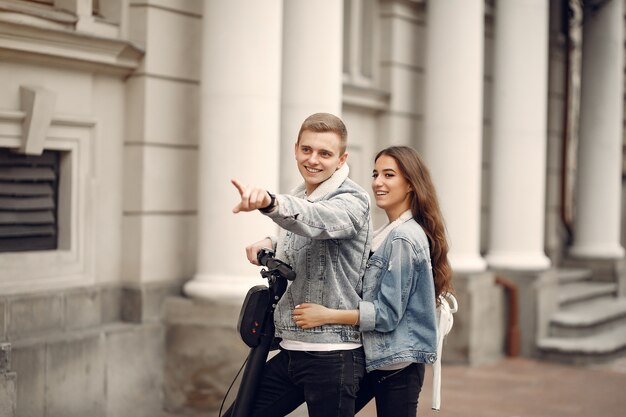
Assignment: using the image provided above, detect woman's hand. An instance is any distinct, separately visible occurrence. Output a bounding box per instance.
[292,303,332,329]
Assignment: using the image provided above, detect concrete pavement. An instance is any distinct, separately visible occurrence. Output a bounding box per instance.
[356,357,626,417]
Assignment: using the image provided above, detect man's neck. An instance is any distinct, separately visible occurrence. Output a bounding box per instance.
[305,184,319,196]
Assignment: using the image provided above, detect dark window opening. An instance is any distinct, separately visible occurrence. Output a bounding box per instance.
[0,149,60,252]
[92,0,102,17]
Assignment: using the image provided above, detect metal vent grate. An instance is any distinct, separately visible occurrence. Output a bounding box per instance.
[0,149,59,252]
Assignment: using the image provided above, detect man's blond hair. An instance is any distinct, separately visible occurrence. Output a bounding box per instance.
[297,113,348,155]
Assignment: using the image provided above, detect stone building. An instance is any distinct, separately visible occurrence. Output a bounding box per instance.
[0,0,624,416]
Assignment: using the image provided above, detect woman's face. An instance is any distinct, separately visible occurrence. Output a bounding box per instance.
[372,155,412,218]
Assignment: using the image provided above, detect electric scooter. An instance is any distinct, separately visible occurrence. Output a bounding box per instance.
[227,248,295,417]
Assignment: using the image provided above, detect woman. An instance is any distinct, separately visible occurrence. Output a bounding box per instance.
[292,146,453,417]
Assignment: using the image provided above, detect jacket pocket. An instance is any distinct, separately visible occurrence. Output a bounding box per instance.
[288,231,311,252]
[362,255,385,292]
[363,330,388,358]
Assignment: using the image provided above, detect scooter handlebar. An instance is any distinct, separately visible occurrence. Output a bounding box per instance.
[257,248,296,281]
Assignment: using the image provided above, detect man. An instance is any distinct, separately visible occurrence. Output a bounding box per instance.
[228,113,372,417]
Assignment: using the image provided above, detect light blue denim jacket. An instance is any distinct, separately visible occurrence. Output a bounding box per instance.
[265,175,371,344]
[358,218,438,371]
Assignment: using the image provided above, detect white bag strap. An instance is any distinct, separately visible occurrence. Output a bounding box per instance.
[432,293,458,411]
[446,293,458,314]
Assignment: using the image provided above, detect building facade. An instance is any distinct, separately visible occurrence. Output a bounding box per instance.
[0,0,624,416]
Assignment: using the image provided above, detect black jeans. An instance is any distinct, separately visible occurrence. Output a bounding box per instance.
[223,348,366,417]
[354,362,425,417]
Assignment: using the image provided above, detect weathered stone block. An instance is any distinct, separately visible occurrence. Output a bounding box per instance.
[45,333,105,417]
[101,286,123,324]
[8,295,63,339]
[143,282,182,322]
[0,344,10,373]
[12,344,45,417]
[121,287,142,323]
[0,372,16,417]
[0,300,6,342]
[105,323,164,417]
[163,296,249,416]
[65,288,102,330]
[500,269,560,357]
[442,272,505,366]
[122,282,181,323]
[470,275,505,364]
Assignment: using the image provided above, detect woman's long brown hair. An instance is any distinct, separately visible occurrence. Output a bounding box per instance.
[375,146,454,303]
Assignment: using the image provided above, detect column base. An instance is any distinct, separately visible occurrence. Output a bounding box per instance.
[448,253,487,273]
[443,271,503,365]
[183,273,264,302]
[569,244,625,259]
[485,251,551,271]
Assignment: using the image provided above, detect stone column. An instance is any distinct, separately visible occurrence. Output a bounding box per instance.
[422,0,486,272]
[184,0,283,300]
[279,0,343,193]
[485,0,551,270]
[570,0,625,259]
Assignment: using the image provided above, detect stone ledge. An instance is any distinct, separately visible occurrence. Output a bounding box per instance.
[0,19,143,76]
[2,281,179,341]
[10,322,137,348]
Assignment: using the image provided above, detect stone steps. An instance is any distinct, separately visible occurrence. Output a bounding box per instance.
[556,268,593,284]
[558,281,617,306]
[538,323,626,364]
[537,268,626,364]
[550,296,626,337]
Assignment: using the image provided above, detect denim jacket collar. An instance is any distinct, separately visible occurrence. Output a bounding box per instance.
[371,209,413,251]
[276,164,351,262]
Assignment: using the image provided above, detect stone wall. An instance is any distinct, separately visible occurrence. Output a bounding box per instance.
[1,282,178,417]
[0,344,16,417]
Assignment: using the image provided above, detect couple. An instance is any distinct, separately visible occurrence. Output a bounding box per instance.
[227,113,452,417]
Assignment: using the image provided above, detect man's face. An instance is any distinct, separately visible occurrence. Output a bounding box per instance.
[295,130,348,195]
